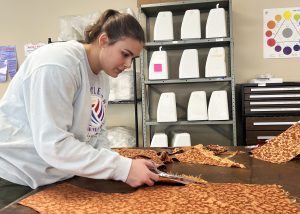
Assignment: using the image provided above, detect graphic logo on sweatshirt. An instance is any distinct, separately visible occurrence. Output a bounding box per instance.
[90,96,105,126]
[87,95,106,138]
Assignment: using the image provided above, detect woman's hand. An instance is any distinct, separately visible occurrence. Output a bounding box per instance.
[125,159,159,187]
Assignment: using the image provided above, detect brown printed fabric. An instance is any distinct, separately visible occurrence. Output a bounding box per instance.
[206,144,228,155]
[114,145,245,168]
[175,145,246,168]
[157,150,173,164]
[113,148,164,164]
[19,183,300,214]
[171,146,193,154]
[157,174,207,184]
[251,123,300,164]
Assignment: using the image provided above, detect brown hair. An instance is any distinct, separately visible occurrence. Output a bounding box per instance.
[84,9,145,44]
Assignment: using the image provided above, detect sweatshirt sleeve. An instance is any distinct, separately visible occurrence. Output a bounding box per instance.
[23,65,132,182]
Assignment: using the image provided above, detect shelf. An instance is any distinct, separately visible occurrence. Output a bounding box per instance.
[146,120,234,126]
[141,0,229,16]
[139,0,236,146]
[144,38,231,50]
[144,77,232,85]
[108,99,141,104]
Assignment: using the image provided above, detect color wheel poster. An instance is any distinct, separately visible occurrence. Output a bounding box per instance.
[264,7,300,58]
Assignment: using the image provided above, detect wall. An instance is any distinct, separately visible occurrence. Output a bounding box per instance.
[0,0,138,97]
[232,0,300,83]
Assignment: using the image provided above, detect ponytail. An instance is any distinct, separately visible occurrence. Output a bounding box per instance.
[84,9,145,44]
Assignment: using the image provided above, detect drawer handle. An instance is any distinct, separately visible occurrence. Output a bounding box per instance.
[256,136,275,140]
[250,108,300,112]
[253,122,297,126]
[251,87,300,92]
[250,94,300,98]
[250,101,300,105]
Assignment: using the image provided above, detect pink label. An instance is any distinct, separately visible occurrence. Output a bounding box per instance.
[154,64,162,72]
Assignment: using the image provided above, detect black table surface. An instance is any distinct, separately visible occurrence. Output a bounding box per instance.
[1,147,300,213]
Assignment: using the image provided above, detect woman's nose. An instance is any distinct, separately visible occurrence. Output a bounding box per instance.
[124,58,132,69]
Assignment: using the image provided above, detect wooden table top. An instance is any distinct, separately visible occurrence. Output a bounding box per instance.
[1,147,299,213]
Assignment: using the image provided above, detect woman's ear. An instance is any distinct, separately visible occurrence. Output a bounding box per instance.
[98,33,109,47]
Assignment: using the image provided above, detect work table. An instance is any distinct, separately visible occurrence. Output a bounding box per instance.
[0,147,299,213]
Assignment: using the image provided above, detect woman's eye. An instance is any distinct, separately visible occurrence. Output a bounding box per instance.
[122,52,130,58]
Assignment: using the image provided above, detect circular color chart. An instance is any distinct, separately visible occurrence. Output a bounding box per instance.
[265,10,300,56]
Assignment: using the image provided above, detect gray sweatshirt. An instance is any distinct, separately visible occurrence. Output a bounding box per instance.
[0,40,131,189]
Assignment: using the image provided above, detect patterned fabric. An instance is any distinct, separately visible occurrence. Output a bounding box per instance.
[19,183,300,214]
[251,123,300,164]
[113,145,245,168]
[158,150,173,164]
[175,145,246,168]
[157,174,207,184]
[206,144,228,155]
[113,148,164,164]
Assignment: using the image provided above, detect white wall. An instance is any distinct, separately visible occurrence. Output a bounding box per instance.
[0,0,138,97]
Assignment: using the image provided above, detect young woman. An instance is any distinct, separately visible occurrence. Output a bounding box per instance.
[0,9,159,208]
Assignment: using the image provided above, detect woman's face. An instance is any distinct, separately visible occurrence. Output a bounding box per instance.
[99,36,143,78]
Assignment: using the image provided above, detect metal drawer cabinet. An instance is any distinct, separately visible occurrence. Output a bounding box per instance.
[241,83,300,145]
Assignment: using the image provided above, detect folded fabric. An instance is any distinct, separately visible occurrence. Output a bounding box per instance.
[175,145,246,168]
[251,123,300,164]
[113,148,164,164]
[114,145,245,168]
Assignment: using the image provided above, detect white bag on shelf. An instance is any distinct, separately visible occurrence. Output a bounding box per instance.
[58,11,101,41]
[206,5,227,38]
[208,90,229,120]
[154,11,174,41]
[150,133,168,147]
[97,126,136,148]
[157,92,177,122]
[179,49,200,79]
[181,9,201,40]
[171,132,191,147]
[187,91,208,121]
[149,49,169,80]
[205,47,227,77]
[109,70,141,102]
